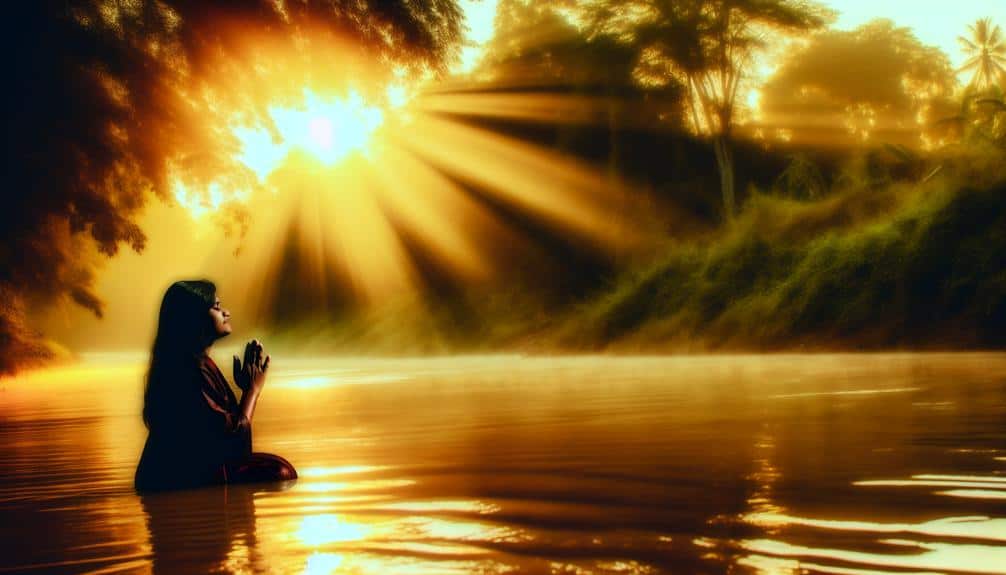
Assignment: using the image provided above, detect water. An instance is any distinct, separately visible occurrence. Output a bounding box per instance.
[1,353,1004,574]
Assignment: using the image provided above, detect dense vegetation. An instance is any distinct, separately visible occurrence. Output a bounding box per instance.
[266,143,1005,355]
[555,149,1006,351]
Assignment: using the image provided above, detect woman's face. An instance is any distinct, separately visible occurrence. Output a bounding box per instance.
[208,296,232,339]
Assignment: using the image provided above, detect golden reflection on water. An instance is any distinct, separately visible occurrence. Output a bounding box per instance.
[856,478,1006,489]
[373,500,500,514]
[299,479,417,493]
[854,472,1006,502]
[740,453,1006,574]
[297,514,370,545]
[303,552,345,574]
[744,512,1006,542]
[769,387,921,399]
[742,538,1006,575]
[2,353,1006,574]
[245,456,531,574]
[300,465,394,477]
[736,366,1006,575]
[745,429,785,521]
[939,489,1006,500]
[268,503,524,574]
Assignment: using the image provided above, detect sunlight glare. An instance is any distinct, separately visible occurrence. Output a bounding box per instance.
[234,90,385,180]
[300,465,392,478]
[308,116,334,151]
[303,552,344,575]
[297,515,368,546]
[454,0,499,74]
[386,84,409,109]
[172,179,229,219]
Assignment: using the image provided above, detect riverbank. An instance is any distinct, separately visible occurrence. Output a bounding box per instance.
[553,152,1006,351]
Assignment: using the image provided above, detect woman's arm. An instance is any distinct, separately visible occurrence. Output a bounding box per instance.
[238,385,261,423]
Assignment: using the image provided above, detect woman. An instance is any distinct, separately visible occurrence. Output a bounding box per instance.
[135,280,296,492]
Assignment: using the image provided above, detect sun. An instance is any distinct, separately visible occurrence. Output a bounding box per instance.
[231,89,387,181]
[307,116,334,151]
[170,88,390,218]
[283,91,385,165]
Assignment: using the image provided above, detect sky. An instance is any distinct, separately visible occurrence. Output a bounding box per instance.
[455,0,499,73]
[827,0,1005,72]
[456,0,1006,76]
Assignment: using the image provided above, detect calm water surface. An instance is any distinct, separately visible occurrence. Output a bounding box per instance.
[0,353,1004,574]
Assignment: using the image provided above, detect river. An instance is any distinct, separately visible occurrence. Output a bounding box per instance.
[1,353,1004,574]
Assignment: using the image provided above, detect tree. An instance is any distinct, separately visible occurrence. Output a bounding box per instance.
[471,0,683,169]
[478,1,637,89]
[759,20,958,149]
[959,17,1006,91]
[575,0,831,218]
[1,0,465,373]
[947,88,1006,148]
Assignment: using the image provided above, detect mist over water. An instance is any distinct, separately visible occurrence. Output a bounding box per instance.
[1,353,1004,574]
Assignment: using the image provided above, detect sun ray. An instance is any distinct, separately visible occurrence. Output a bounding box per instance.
[395,112,643,251]
[417,90,625,126]
[368,145,498,282]
[314,162,417,303]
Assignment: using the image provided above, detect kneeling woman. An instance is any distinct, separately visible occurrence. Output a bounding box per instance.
[135,280,296,492]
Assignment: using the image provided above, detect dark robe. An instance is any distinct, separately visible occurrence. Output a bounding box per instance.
[135,355,295,492]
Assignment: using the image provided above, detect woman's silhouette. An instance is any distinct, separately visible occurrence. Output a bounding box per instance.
[135,280,296,492]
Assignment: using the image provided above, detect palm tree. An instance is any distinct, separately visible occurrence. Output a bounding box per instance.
[958,18,1006,90]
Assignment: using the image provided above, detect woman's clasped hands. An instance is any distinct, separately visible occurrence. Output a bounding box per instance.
[233,339,269,393]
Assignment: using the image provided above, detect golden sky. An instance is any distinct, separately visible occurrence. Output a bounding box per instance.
[455,0,499,74]
[826,0,1005,72]
[456,0,1005,77]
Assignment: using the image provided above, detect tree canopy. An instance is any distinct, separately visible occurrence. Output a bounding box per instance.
[573,0,832,216]
[759,19,958,149]
[478,1,636,90]
[464,0,684,136]
[1,0,466,373]
[959,17,1006,91]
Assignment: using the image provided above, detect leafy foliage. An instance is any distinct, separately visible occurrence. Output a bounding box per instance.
[573,0,831,216]
[760,20,957,149]
[1,0,465,373]
[558,150,1006,350]
[958,17,1006,91]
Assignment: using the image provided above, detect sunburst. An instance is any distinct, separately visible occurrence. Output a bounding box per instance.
[171,71,652,327]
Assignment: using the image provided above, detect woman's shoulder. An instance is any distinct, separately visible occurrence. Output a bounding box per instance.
[197,354,235,395]
[197,354,225,379]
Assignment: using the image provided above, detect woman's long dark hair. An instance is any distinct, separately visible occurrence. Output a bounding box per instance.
[143,280,217,429]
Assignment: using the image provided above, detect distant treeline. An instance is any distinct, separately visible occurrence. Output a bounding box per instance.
[554,168,1006,351]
